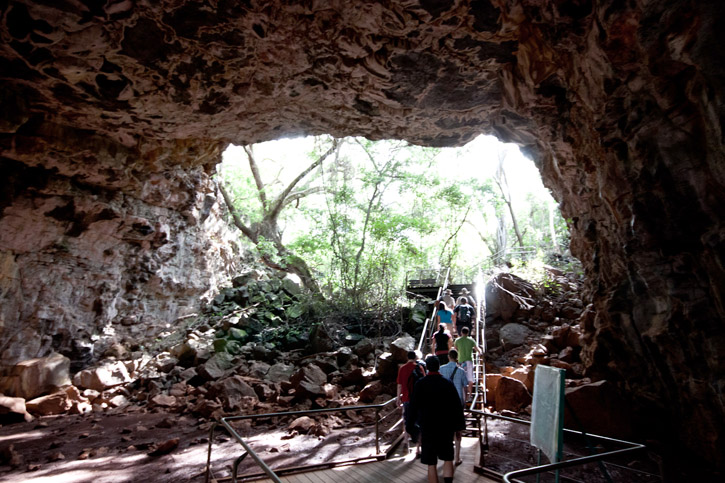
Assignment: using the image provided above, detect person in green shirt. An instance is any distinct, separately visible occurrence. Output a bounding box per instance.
[454,326,482,402]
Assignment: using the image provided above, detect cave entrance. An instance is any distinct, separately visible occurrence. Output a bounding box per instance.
[217,134,571,304]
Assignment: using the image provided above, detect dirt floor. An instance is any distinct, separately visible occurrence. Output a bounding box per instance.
[0,405,401,483]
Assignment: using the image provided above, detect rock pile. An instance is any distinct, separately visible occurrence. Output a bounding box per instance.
[0,266,629,443]
[0,266,416,430]
[481,269,634,437]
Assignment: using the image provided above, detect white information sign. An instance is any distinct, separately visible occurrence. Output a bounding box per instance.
[530,365,566,464]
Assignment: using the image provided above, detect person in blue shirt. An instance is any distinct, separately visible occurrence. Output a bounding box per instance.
[436,301,454,332]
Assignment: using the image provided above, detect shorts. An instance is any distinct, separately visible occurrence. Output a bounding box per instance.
[420,430,455,466]
[436,353,449,366]
[461,360,473,383]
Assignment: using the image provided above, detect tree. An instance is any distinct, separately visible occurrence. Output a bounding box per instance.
[493,149,525,248]
[218,138,340,294]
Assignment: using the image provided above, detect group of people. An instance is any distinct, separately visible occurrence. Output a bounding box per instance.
[395,287,483,483]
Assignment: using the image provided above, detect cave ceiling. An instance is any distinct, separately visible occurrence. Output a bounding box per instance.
[1,0,724,477]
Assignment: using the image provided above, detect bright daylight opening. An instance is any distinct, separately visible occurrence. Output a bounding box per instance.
[218,134,571,305]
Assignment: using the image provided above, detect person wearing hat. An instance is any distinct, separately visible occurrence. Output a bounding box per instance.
[438,289,456,310]
[455,288,476,309]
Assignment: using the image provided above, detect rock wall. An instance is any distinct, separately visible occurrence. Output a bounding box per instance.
[0,0,723,476]
[0,122,240,367]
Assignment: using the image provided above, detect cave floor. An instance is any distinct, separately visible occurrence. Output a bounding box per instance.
[0,406,397,482]
[0,407,663,482]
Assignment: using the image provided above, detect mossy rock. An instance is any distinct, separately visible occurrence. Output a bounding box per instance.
[213,338,228,353]
[228,327,248,341]
[225,340,243,354]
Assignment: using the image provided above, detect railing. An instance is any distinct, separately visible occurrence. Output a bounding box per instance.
[205,398,401,483]
[469,410,645,482]
[406,267,450,288]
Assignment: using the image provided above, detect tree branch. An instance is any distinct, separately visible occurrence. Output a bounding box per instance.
[218,180,258,243]
[267,138,339,221]
[243,145,268,211]
[282,186,325,209]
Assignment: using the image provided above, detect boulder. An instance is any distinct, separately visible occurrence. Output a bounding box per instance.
[197,353,234,381]
[501,366,535,393]
[484,374,502,406]
[352,338,375,358]
[169,341,197,367]
[26,386,82,415]
[493,376,531,412]
[309,324,336,353]
[564,380,634,439]
[389,334,415,363]
[282,275,302,296]
[252,382,277,402]
[149,394,177,408]
[335,347,355,366]
[499,323,532,351]
[267,363,295,383]
[73,361,132,391]
[290,364,328,398]
[340,367,365,386]
[0,353,71,400]
[153,353,179,373]
[558,347,576,363]
[249,362,271,379]
[304,354,338,374]
[288,415,315,432]
[211,376,258,400]
[358,380,383,403]
[559,304,583,320]
[103,343,129,359]
[375,352,398,381]
[0,394,33,423]
[485,273,536,323]
[550,325,571,349]
[251,344,279,363]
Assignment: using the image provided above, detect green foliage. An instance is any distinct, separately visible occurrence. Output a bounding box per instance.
[221,135,572,311]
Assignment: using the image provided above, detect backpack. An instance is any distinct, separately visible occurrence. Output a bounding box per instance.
[407,362,425,397]
[457,305,472,324]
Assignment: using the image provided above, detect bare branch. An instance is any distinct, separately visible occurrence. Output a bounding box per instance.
[243,145,268,211]
[438,205,471,264]
[282,186,325,209]
[267,138,340,221]
[217,180,258,243]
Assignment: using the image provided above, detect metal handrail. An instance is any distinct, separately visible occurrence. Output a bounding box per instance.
[205,398,400,483]
[467,409,646,482]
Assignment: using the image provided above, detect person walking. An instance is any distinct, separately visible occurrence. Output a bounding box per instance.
[436,301,454,332]
[452,296,475,337]
[439,349,468,466]
[410,355,466,483]
[439,288,456,311]
[455,287,477,311]
[454,326,482,402]
[396,350,426,456]
[431,323,453,366]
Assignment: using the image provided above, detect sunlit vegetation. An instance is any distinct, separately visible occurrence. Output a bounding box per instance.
[217,135,573,311]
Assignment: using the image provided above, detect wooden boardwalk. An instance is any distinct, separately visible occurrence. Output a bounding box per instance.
[251,437,499,483]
